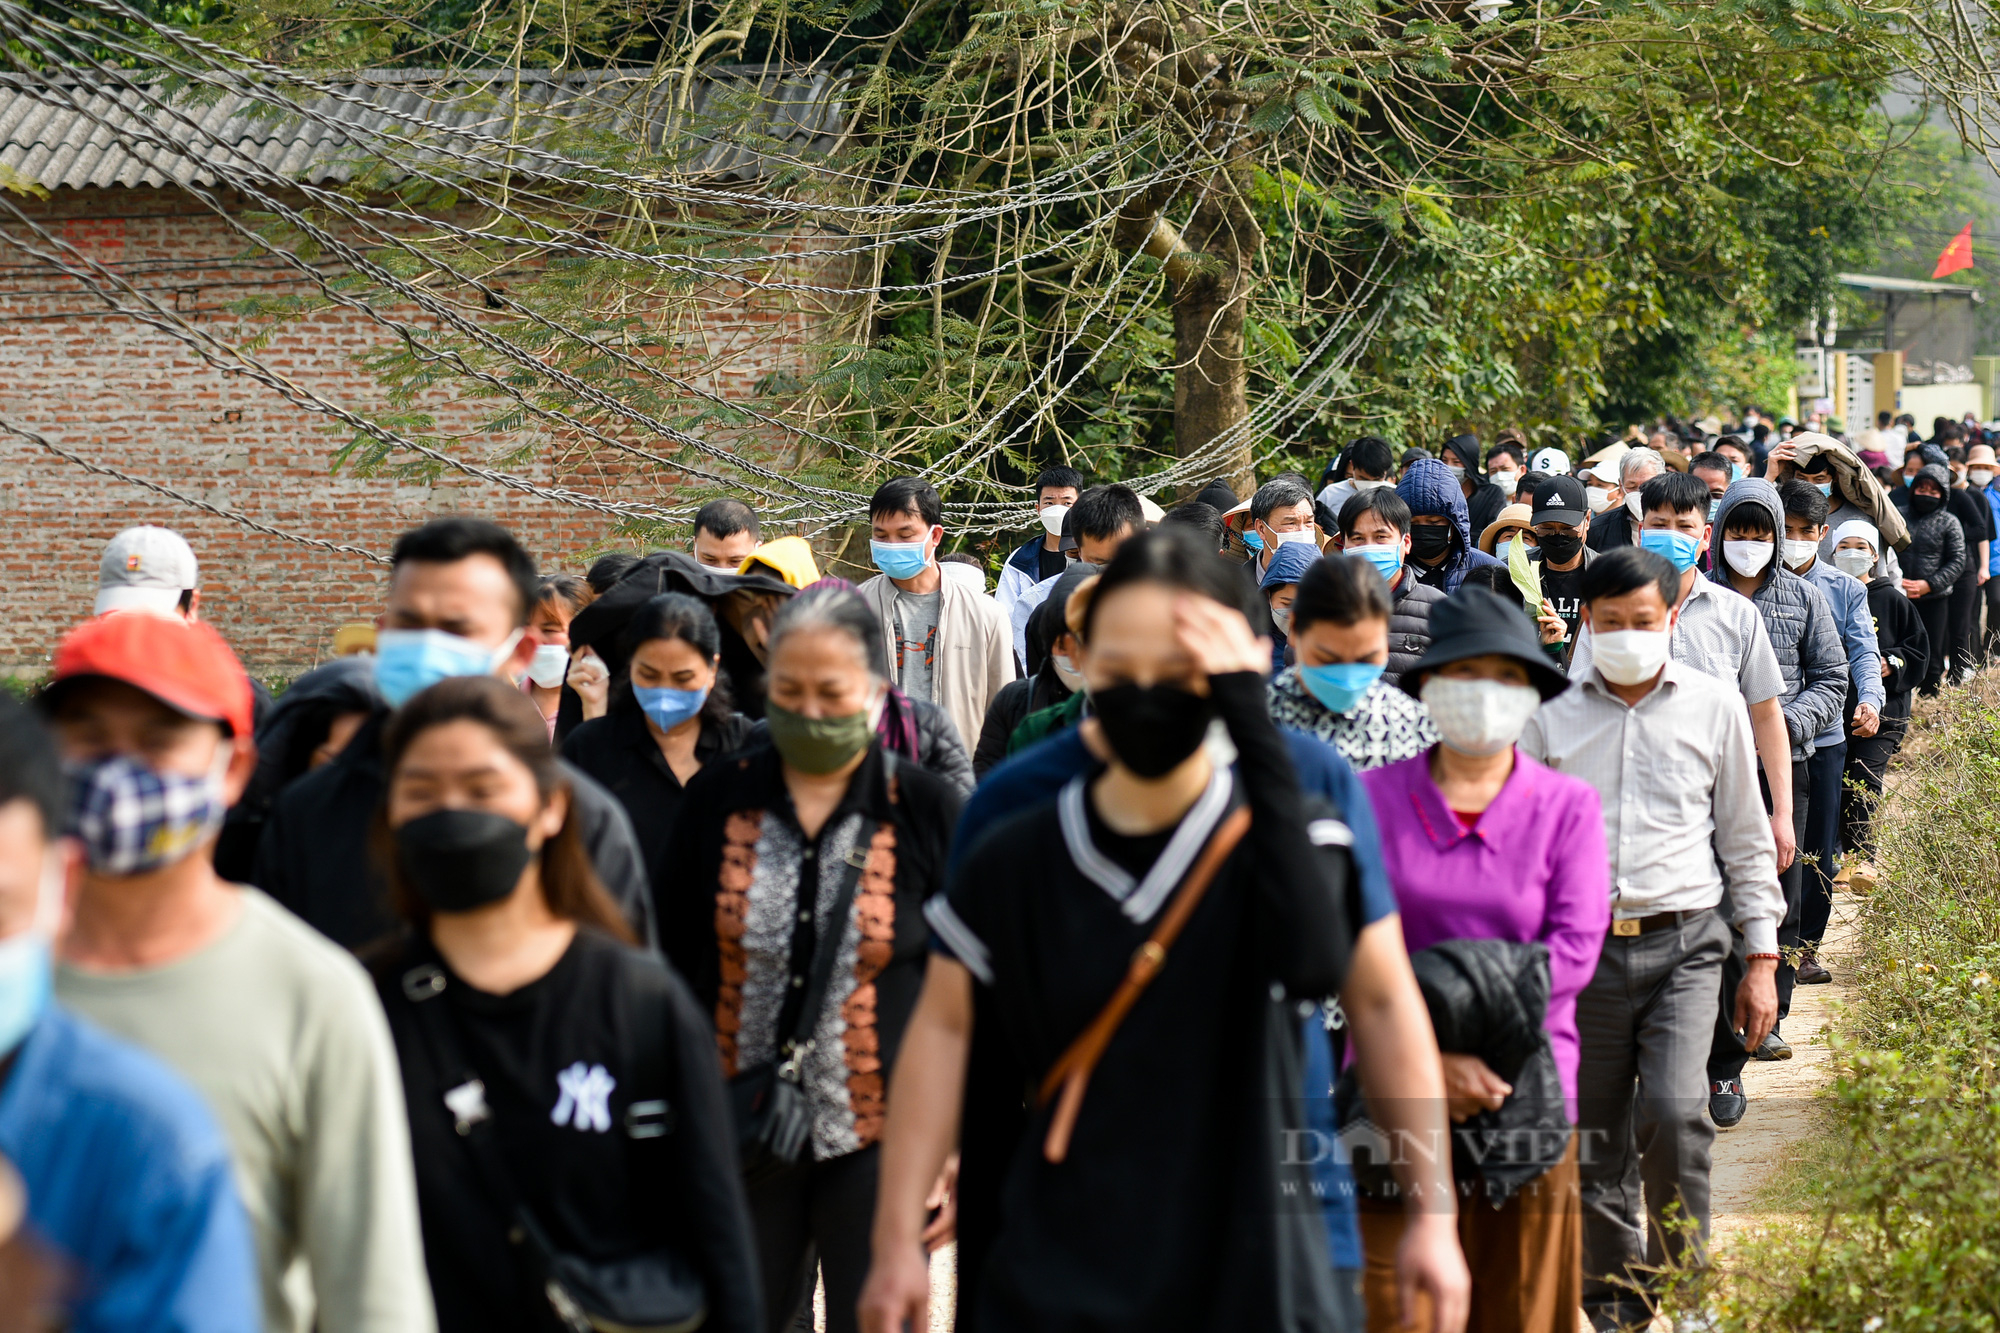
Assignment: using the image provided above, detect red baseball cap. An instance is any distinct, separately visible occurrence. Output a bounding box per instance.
[47,613,255,738]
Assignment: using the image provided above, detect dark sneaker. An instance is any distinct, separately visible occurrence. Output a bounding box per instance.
[1795,951,1832,985]
[1754,1031,1793,1061]
[1709,1077,1747,1129]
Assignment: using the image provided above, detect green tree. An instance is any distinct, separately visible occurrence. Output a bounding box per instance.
[0,0,1981,537]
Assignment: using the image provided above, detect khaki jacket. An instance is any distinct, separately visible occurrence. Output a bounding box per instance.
[859,571,1016,752]
[1777,432,1911,551]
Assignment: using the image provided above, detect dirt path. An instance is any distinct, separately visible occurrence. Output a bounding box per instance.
[1707,888,1860,1252]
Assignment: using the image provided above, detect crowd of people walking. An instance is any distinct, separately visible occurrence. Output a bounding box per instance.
[0,408,1988,1333]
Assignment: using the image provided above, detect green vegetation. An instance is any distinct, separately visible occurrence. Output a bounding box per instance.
[1709,678,2000,1332]
[9,0,1999,543]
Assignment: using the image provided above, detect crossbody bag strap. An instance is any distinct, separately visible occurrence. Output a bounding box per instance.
[1034,804,1252,1164]
[620,962,675,1141]
[776,815,878,1078]
[770,751,895,1076]
[397,960,535,1225]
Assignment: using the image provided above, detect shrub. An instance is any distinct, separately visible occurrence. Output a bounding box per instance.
[1708,678,2000,1332]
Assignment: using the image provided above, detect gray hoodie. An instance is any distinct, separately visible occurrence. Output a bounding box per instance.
[1708,478,1848,758]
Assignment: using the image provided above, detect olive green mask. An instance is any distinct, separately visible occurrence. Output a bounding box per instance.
[764,700,874,774]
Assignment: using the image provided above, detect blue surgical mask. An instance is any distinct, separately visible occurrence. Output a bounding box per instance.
[0,930,50,1060]
[374,627,523,708]
[634,685,708,732]
[1241,529,1266,554]
[0,853,56,1058]
[869,538,932,581]
[1299,662,1384,714]
[1815,482,1833,498]
[1731,464,1745,482]
[1707,499,1720,522]
[1639,528,1702,572]
[1347,542,1403,581]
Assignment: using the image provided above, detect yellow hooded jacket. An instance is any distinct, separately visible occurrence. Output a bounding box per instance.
[741,536,821,588]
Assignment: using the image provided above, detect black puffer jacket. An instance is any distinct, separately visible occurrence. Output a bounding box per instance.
[1417,939,1551,1082]
[1387,572,1445,679]
[1902,464,1968,600]
[904,695,975,793]
[1414,939,1569,1206]
[1338,938,1568,1206]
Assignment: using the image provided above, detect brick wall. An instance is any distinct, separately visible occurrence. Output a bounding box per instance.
[0,185,839,675]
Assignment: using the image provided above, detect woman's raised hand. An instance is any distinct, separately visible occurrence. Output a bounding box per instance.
[1173,593,1271,679]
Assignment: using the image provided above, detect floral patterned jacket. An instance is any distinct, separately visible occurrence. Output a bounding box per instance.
[658,740,961,1158]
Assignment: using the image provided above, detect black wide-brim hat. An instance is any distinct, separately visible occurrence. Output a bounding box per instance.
[1398,584,1571,701]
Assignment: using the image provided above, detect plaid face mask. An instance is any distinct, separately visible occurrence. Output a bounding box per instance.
[66,753,228,876]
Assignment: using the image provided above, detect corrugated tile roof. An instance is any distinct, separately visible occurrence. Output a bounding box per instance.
[0,66,846,191]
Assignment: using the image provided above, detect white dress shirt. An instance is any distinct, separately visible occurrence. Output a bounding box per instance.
[1520,661,1784,955]
[1571,574,1783,705]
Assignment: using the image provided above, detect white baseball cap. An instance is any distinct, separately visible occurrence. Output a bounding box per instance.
[1529,447,1570,476]
[95,526,198,617]
[1576,440,1630,484]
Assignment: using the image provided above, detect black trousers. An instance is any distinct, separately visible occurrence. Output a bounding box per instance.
[1800,741,1845,949]
[1709,758,1807,1083]
[1917,594,1953,694]
[747,1145,879,1333]
[1947,573,1983,680]
[1842,714,1908,861]
[1983,577,2000,659]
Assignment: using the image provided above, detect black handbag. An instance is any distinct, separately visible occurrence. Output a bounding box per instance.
[400,956,709,1333]
[728,808,880,1185]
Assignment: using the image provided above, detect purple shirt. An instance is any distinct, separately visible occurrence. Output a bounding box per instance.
[1360,748,1610,1113]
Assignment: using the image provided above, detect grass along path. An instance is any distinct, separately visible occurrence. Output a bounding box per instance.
[1709,889,1860,1253]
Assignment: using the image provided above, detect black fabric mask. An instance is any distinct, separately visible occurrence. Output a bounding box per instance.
[1536,530,1583,565]
[394,809,534,914]
[1409,525,1454,562]
[1911,492,1945,518]
[1092,683,1216,779]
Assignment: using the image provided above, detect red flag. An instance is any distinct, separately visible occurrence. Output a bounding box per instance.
[1933,223,1974,279]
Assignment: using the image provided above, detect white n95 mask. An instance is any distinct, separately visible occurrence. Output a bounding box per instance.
[1419,676,1541,757]
[1593,630,1672,686]
[1723,540,1774,577]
